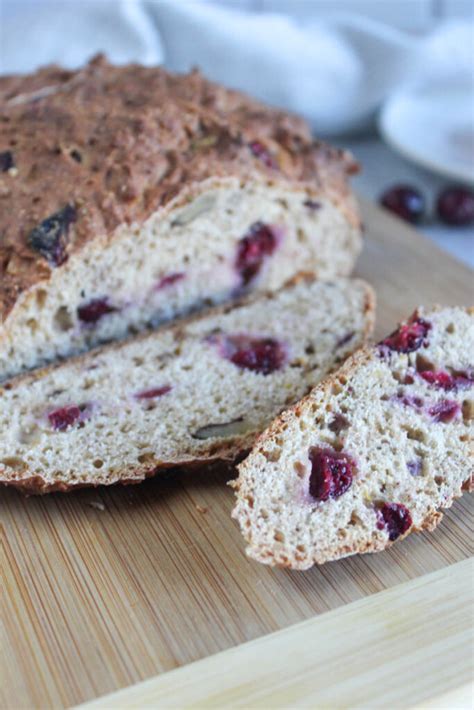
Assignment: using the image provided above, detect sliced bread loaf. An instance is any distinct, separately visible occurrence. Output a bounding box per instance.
[233,306,474,569]
[0,55,361,382]
[0,277,374,493]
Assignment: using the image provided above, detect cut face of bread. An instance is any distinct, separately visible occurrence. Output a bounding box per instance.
[0,179,361,382]
[0,57,361,382]
[233,307,474,569]
[0,277,374,493]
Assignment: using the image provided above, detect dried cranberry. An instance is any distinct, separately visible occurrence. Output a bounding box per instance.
[419,370,454,389]
[0,150,14,172]
[48,404,83,431]
[220,334,286,375]
[407,459,422,476]
[417,370,473,391]
[396,394,424,411]
[436,186,474,226]
[308,447,355,502]
[303,199,321,210]
[249,140,277,169]
[155,272,185,290]
[28,204,77,267]
[453,371,474,388]
[381,316,431,353]
[77,298,117,324]
[235,222,278,285]
[428,400,460,423]
[380,185,425,224]
[376,502,412,541]
[135,385,172,400]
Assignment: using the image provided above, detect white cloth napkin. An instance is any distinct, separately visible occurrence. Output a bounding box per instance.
[1,0,472,136]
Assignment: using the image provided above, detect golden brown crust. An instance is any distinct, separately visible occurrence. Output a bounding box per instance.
[236,490,450,570]
[0,418,255,495]
[0,54,359,324]
[1,448,250,495]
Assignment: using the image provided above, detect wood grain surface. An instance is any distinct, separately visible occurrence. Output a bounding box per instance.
[1,201,473,709]
[78,559,474,709]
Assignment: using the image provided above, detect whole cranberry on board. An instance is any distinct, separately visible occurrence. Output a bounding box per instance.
[379,185,426,224]
[436,186,474,226]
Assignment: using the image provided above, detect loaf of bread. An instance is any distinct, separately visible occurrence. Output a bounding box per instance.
[233,306,473,569]
[0,55,361,382]
[0,277,374,493]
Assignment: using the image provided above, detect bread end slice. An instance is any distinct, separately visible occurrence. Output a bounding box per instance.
[233,305,474,569]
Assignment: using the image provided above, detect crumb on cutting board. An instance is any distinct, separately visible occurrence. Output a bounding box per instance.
[87,500,105,511]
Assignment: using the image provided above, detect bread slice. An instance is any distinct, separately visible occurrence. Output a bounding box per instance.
[0,55,361,382]
[0,277,374,493]
[233,306,474,569]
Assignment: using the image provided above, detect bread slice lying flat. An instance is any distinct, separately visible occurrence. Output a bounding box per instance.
[0,56,361,382]
[0,277,374,493]
[233,306,474,569]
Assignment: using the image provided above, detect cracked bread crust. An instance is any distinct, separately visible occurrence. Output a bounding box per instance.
[232,306,474,569]
[0,54,359,324]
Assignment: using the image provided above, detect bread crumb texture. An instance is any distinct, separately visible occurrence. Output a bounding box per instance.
[233,306,474,569]
[0,277,374,492]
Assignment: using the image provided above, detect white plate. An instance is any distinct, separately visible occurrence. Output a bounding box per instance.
[379,79,474,185]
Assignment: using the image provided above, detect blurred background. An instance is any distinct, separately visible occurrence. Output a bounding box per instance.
[1,0,473,264]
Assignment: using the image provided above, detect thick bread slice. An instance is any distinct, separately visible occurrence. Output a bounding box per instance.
[0,55,361,382]
[0,277,374,493]
[233,306,474,569]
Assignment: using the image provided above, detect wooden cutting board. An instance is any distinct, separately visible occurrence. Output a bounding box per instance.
[1,200,473,709]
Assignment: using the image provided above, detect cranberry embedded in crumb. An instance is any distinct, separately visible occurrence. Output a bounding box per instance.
[420,370,473,391]
[218,334,286,375]
[231,338,286,375]
[436,186,474,226]
[380,185,425,224]
[419,370,455,389]
[77,297,117,324]
[135,385,172,400]
[308,447,355,502]
[235,222,278,285]
[230,340,283,374]
[155,272,185,290]
[249,141,277,169]
[381,316,431,353]
[396,394,424,411]
[428,399,460,423]
[376,502,412,541]
[48,405,84,431]
[407,459,422,476]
